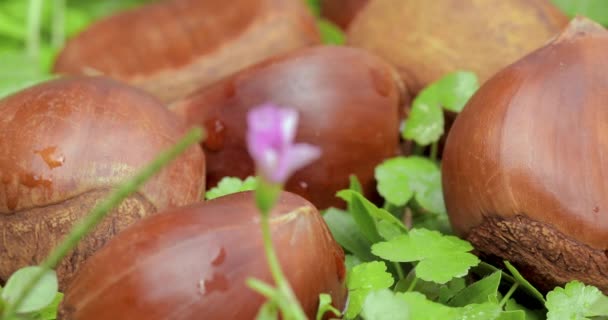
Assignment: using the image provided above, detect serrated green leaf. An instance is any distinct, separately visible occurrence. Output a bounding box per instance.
[205,176,258,200]
[323,208,375,261]
[361,289,409,320]
[448,271,501,307]
[372,228,479,284]
[551,0,608,26]
[401,292,461,320]
[345,261,395,319]
[402,89,444,145]
[434,71,479,112]
[316,293,341,320]
[402,71,478,145]
[589,294,608,316]
[461,302,502,320]
[2,266,58,314]
[546,280,608,320]
[375,156,446,214]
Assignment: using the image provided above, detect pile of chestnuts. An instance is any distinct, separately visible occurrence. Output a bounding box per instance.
[1,0,607,318]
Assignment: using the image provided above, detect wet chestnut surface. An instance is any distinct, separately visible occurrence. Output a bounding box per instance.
[171,45,405,209]
[59,191,347,320]
[0,76,205,288]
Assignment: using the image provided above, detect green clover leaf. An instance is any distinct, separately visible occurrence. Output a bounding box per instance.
[345,261,395,319]
[546,280,608,320]
[205,176,257,200]
[372,228,479,284]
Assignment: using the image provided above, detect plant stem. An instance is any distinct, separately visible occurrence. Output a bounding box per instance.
[2,127,204,319]
[259,209,307,320]
[406,277,419,292]
[392,262,405,280]
[26,0,43,61]
[51,0,65,48]
[430,142,439,161]
[499,283,519,308]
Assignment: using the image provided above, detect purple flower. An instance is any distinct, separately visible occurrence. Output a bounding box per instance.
[246,103,321,184]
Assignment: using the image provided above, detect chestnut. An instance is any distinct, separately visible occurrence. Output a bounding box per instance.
[0,76,205,289]
[170,45,406,209]
[320,0,369,29]
[53,0,321,103]
[347,0,568,93]
[442,18,608,293]
[58,191,347,319]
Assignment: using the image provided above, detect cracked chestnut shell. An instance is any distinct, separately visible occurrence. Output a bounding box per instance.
[442,18,608,293]
[170,45,406,209]
[59,191,347,320]
[53,0,320,103]
[347,0,568,93]
[0,76,205,289]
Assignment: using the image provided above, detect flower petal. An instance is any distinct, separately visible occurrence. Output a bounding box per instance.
[278,108,298,147]
[271,143,322,183]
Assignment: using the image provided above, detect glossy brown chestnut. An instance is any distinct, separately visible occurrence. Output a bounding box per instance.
[0,76,205,289]
[442,18,608,293]
[320,0,369,29]
[347,0,568,93]
[53,0,321,103]
[59,191,346,320]
[170,45,406,209]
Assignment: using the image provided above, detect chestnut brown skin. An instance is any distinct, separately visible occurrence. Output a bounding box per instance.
[59,191,347,320]
[0,76,205,289]
[442,18,608,293]
[320,0,369,29]
[347,0,568,94]
[170,45,406,209]
[53,0,321,103]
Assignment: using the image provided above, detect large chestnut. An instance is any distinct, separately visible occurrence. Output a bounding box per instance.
[53,0,320,103]
[0,76,205,289]
[442,18,608,293]
[347,0,568,93]
[59,191,346,319]
[170,45,406,209]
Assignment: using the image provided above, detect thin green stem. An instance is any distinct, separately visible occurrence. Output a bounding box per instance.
[259,211,307,320]
[26,0,43,60]
[246,278,279,300]
[2,127,204,319]
[499,283,519,308]
[392,262,404,280]
[430,142,439,161]
[406,277,419,292]
[51,0,66,48]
